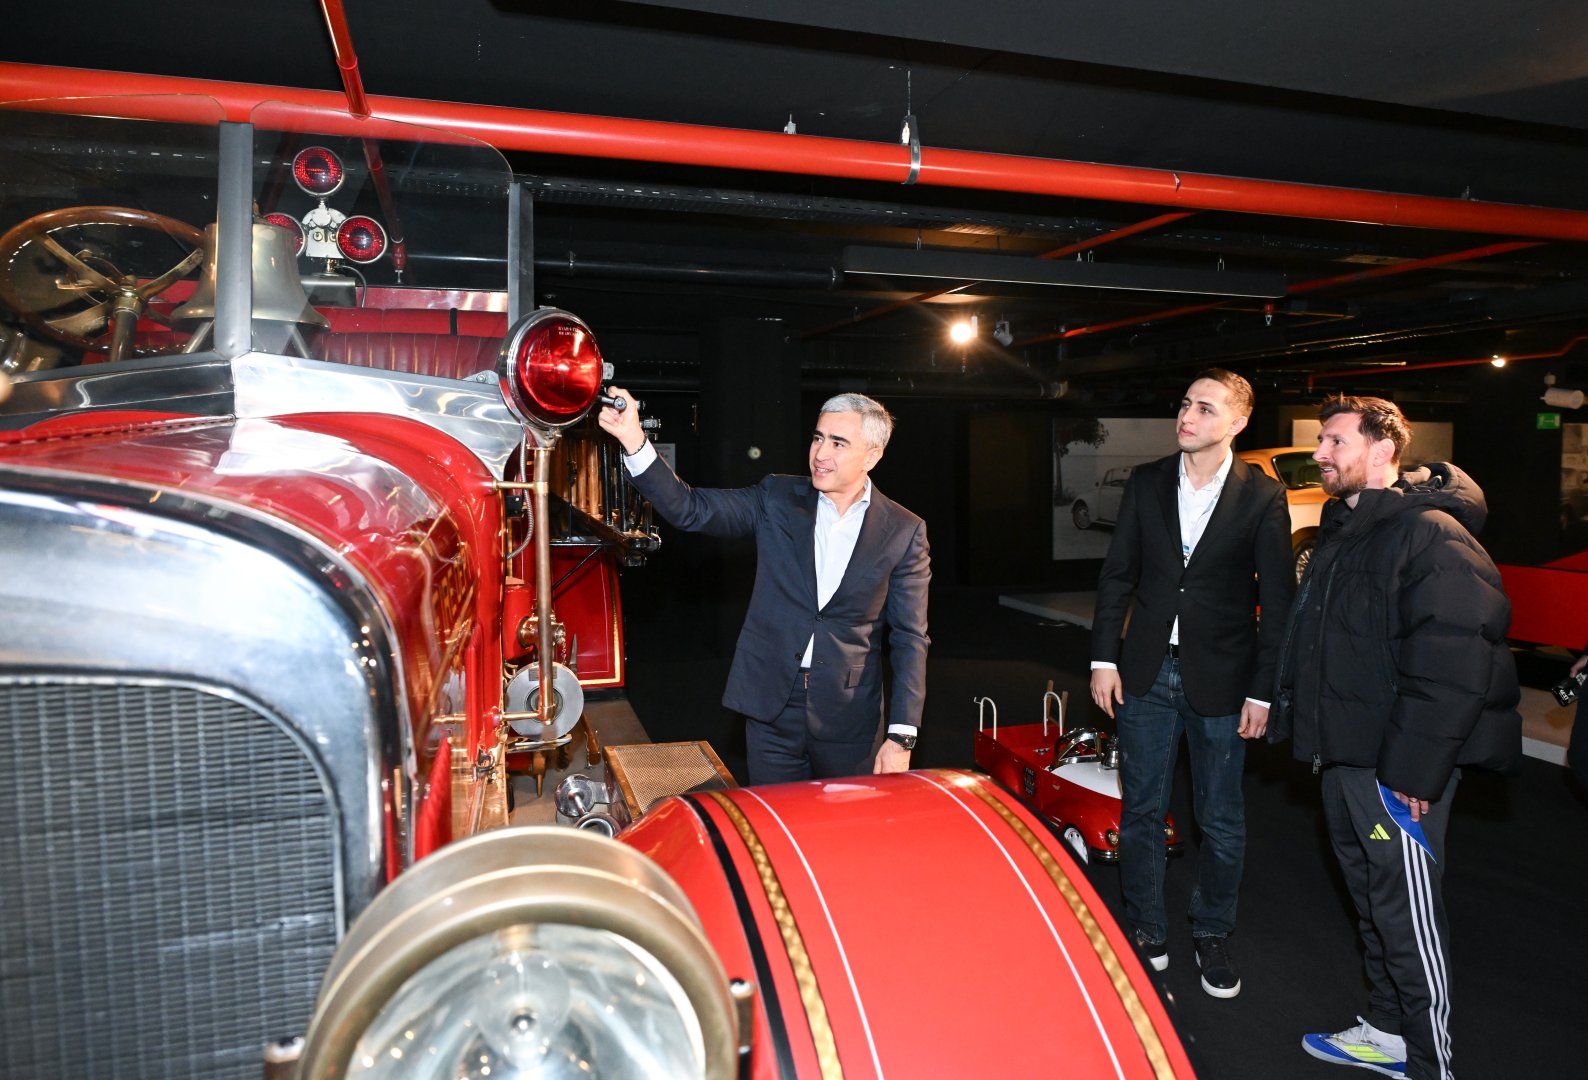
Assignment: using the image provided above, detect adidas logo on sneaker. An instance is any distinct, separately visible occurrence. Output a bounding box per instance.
[1368,824,1393,841]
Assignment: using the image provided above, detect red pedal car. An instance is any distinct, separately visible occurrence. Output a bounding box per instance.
[975,685,1186,865]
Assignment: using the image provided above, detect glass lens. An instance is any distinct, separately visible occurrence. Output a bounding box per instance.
[513,318,602,424]
[346,923,705,1080]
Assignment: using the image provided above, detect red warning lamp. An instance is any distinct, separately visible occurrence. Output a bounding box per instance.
[497,309,605,431]
[262,212,305,256]
[292,146,345,197]
[335,216,387,264]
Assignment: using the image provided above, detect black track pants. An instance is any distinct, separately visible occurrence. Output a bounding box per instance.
[1321,765,1459,1080]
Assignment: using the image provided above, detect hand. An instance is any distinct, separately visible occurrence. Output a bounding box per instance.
[1238,700,1269,739]
[1572,653,1588,679]
[1090,668,1123,719]
[1392,789,1430,822]
[596,384,645,454]
[873,739,912,774]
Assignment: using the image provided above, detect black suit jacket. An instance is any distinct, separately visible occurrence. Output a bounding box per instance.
[630,457,931,740]
[1092,452,1295,716]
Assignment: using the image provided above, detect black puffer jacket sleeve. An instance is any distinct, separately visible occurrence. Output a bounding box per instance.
[1377,503,1515,798]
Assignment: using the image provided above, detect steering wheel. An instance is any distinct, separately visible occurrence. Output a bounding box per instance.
[0,206,206,363]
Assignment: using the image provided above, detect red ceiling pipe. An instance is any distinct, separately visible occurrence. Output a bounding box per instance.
[1306,333,1588,390]
[800,210,1197,340]
[1014,238,1548,347]
[1287,240,1542,295]
[316,0,408,278]
[8,63,1588,243]
[318,0,370,119]
[1015,300,1224,347]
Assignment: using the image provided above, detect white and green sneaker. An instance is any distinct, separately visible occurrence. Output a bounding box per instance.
[1302,1017,1407,1076]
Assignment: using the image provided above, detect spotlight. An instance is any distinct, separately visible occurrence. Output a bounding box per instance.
[993,319,1014,347]
[1491,355,1506,368]
[949,315,978,344]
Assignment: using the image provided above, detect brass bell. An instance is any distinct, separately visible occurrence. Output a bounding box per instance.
[174,221,328,353]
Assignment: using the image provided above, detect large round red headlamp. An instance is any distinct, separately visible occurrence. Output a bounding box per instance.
[335,215,387,264]
[497,309,605,431]
[292,146,345,197]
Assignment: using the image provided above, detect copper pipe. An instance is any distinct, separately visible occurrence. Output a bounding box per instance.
[799,210,1196,340]
[532,445,554,728]
[6,63,1588,241]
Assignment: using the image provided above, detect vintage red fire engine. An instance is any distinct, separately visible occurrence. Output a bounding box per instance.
[0,87,1196,1079]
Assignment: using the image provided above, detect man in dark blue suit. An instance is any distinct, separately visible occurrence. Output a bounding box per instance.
[600,389,930,784]
[1089,368,1294,999]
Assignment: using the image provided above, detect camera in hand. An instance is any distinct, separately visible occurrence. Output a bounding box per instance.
[1551,670,1588,707]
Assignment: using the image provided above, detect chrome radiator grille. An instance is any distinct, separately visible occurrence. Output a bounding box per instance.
[0,680,341,1079]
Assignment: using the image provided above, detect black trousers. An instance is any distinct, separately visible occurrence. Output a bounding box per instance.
[1571,690,1588,793]
[744,672,875,785]
[1321,765,1460,1080]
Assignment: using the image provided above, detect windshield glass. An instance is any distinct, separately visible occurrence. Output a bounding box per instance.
[0,97,223,372]
[0,97,513,379]
[1272,450,1323,489]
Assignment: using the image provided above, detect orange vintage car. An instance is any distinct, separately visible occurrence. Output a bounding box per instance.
[1238,445,1332,581]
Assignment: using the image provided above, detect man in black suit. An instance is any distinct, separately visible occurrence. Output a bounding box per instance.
[599,389,930,784]
[1089,368,1294,999]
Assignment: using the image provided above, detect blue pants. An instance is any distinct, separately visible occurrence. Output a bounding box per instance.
[745,673,875,784]
[1117,652,1246,943]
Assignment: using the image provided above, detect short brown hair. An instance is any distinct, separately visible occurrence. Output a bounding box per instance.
[1190,368,1255,417]
[1318,394,1413,462]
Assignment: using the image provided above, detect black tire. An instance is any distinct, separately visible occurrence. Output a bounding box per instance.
[1292,533,1316,582]
[1073,501,1093,529]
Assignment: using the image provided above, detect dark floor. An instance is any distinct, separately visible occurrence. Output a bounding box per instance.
[623,578,1588,1079]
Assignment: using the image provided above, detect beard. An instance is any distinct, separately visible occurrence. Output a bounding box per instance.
[1320,464,1366,499]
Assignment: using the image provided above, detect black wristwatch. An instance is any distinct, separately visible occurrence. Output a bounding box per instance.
[886,731,917,750]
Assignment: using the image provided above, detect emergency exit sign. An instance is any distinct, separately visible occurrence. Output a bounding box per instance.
[1538,413,1562,430]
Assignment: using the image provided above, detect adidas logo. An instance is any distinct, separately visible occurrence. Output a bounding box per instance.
[1368,824,1393,841]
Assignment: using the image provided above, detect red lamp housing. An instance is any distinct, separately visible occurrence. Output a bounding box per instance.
[262,212,305,256]
[335,215,387,264]
[497,309,605,431]
[292,146,345,197]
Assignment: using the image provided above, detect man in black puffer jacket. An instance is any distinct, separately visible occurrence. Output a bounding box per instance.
[1271,395,1519,1080]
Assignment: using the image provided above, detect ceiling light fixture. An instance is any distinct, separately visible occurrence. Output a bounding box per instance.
[949,315,977,344]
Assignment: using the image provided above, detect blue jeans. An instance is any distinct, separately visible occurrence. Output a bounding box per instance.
[1117,652,1246,943]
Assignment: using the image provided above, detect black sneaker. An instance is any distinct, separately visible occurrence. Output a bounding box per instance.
[1194,934,1241,998]
[1132,930,1169,972]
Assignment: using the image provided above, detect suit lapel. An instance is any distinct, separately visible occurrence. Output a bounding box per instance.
[822,485,894,612]
[1185,454,1248,571]
[796,482,819,606]
[1154,456,1181,561]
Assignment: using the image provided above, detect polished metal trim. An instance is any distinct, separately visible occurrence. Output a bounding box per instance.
[231,351,526,478]
[0,353,235,428]
[297,826,739,1080]
[0,467,412,918]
